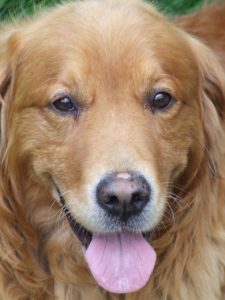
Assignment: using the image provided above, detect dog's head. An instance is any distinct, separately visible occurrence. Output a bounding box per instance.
[0,0,224,294]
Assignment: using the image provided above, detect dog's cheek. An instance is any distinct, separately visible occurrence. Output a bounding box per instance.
[8,109,75,179]
[157,108,202,184]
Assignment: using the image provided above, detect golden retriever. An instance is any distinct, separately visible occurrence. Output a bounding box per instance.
[0,0,224,299]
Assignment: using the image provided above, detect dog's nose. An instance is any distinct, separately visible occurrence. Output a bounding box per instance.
[96,173,150,221]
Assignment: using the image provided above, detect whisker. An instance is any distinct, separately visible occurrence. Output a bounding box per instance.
[195,138,218,178]
[166,202,175,225]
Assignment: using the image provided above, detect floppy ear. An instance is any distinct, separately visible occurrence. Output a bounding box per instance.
[191,37,225,114]
[188,36,225,175]
[0,42,10,147]
[0,30,52,297]
[0,70,9,148]
[0,30,22,148]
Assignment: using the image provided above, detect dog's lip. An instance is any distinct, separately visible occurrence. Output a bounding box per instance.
[55,184,151,248]
[55,185,92,248]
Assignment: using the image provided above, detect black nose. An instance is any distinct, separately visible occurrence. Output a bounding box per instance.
[96,173,150,221]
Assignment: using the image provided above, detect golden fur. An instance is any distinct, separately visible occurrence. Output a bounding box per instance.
[0,0,224,299]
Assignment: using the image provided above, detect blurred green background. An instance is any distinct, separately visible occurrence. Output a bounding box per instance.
[0,0,218,20]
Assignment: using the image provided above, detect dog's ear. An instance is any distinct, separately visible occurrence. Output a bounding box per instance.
[189,36,225,118]
[188,36,225,175]
[0,28,22,96]
[0,31,22,147]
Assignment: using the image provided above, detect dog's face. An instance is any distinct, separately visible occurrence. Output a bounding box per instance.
[1,0,222,295]
[5,0,202,232]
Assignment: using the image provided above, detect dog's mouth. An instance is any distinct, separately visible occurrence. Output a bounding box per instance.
[59,193,93,248]
[57,187,157,294]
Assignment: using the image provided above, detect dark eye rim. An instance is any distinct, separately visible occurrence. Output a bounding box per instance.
[147,90,175,112]
[49,95,80,116]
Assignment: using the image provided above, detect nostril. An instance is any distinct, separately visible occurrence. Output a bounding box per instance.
[106,195,119,206]
[131,192,141,203]
[131,191,148,211]
[131,193,140,208]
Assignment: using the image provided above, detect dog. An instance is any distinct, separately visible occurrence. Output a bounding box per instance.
[0,0,224,299]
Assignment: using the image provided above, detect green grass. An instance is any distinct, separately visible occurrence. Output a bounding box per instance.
[0,0,217,20]
[155,0,214,15]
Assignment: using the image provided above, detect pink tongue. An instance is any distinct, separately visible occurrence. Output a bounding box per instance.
[85,232,156,294]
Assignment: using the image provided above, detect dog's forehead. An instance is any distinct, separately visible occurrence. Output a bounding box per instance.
[22,0,189,66]
[15,0,198,106]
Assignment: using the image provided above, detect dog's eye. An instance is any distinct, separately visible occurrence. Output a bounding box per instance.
[52,97,77,113]
[150,92,174,111]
